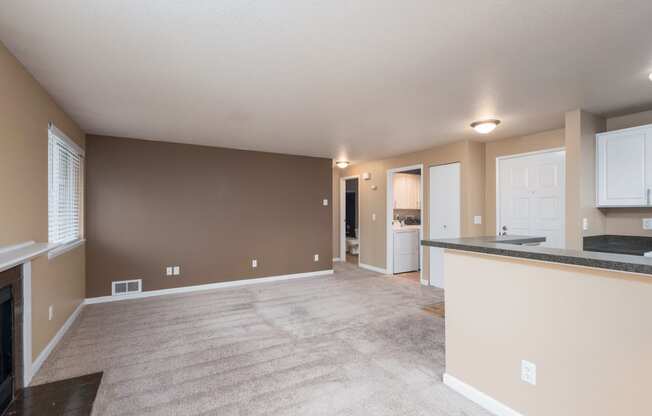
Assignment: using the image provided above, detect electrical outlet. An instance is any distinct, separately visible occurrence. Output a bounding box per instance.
[173,266,180,275]
[521,360,537,385]
[48,305,53,321]
[252,259,258,268]
[166,266,173,276]
[643,218,652,230]
[474,216,482,225]
[314,254,319,262]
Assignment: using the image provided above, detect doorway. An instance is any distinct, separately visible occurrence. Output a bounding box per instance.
[497,149,566,248]
[386,165,424,283]
[340,176,360,265]
[428,162,461,288]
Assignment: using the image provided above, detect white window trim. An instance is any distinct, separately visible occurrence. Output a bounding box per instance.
[49,123,84,156]
[48,239,85,260]
[48,122,85,259]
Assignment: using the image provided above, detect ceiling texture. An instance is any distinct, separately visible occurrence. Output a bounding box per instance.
[1,0,652,162]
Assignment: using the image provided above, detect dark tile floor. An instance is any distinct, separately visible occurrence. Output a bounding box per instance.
[5,372,102,416]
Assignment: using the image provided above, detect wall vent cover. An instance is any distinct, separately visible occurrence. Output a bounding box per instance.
[112,279,142,296]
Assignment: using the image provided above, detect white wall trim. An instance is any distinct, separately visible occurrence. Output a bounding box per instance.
[29,300,85,385]
[85,269,334,305]
[358,263,389,275]
[340,175,361,264]
[443,373,523,416]
[386,164,423,278]
[48,239,85,260]
[21,261,33,386]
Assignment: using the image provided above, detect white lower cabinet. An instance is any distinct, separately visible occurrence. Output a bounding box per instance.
[393,229,419,273]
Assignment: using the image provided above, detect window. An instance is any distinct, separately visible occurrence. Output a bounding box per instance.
[48,123,84,252]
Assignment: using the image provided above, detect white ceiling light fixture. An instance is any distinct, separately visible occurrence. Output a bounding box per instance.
[470,119,501,134]
[335,161,350,169]
[648,72,652,82]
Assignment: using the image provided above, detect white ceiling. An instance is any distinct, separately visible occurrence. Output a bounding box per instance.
[2,1,652,163]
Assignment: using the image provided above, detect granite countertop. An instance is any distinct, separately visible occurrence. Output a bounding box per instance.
[421,235,652,276]
[583,235,652,256]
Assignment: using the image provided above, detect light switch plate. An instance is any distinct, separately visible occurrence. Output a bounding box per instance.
[314,254,319,262]
[166,266,173,276]
[474,216,482,225]
[372,213,376,221]
[521,360,537,385]
[323,199,328,206]
[173,266,180,275]
[582,218,589,231]
[252,259,258,268]
[643,218,652,230]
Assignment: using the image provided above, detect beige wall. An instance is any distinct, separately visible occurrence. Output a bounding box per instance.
[484,129,565,234]
[0,41,86,360]
[445,250,652,416]
[600,109,652,236]
[565,110,607,249]
[334,140,485,275]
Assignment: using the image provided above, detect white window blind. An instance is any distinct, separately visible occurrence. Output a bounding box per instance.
[48,124,84,246]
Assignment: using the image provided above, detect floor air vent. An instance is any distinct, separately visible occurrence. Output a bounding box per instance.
[112,279,142,296]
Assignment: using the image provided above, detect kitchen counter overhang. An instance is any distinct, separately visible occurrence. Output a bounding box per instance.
[422,235,652,276]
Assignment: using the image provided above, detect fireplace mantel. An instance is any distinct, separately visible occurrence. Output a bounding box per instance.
[0,241,60,389]
[0,242,59,273]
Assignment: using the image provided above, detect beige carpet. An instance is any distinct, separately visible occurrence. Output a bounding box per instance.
[33,262,491,416]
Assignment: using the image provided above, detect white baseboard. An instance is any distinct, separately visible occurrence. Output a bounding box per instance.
[85,269,334,305]
[359,263,389,275]
[443,373,523,416]
[332,257,342,262]
[29,300,84,383]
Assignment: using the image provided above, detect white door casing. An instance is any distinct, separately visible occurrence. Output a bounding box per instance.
[429,162,461,288]
[386,165,424,280]
[340,176,360,263]
[497,150,565,249]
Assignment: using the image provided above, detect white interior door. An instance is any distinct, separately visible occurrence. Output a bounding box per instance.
[429,163,461,288]
[498,150,565,248]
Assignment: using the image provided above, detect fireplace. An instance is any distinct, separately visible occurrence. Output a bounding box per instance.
[0,266,23,414]
[0,285,12,412]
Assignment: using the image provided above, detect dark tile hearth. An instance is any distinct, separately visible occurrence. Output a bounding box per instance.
[5,372,102,416]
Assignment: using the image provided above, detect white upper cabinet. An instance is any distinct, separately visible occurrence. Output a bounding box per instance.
[393,173,420,209]
[596,125,652,207]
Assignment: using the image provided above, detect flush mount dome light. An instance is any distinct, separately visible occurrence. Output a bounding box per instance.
[470,119,501,134]
[335,161,350,169]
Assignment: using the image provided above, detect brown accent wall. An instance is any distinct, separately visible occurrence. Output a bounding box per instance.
[0,41,86,360]
[85,135,332,298]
